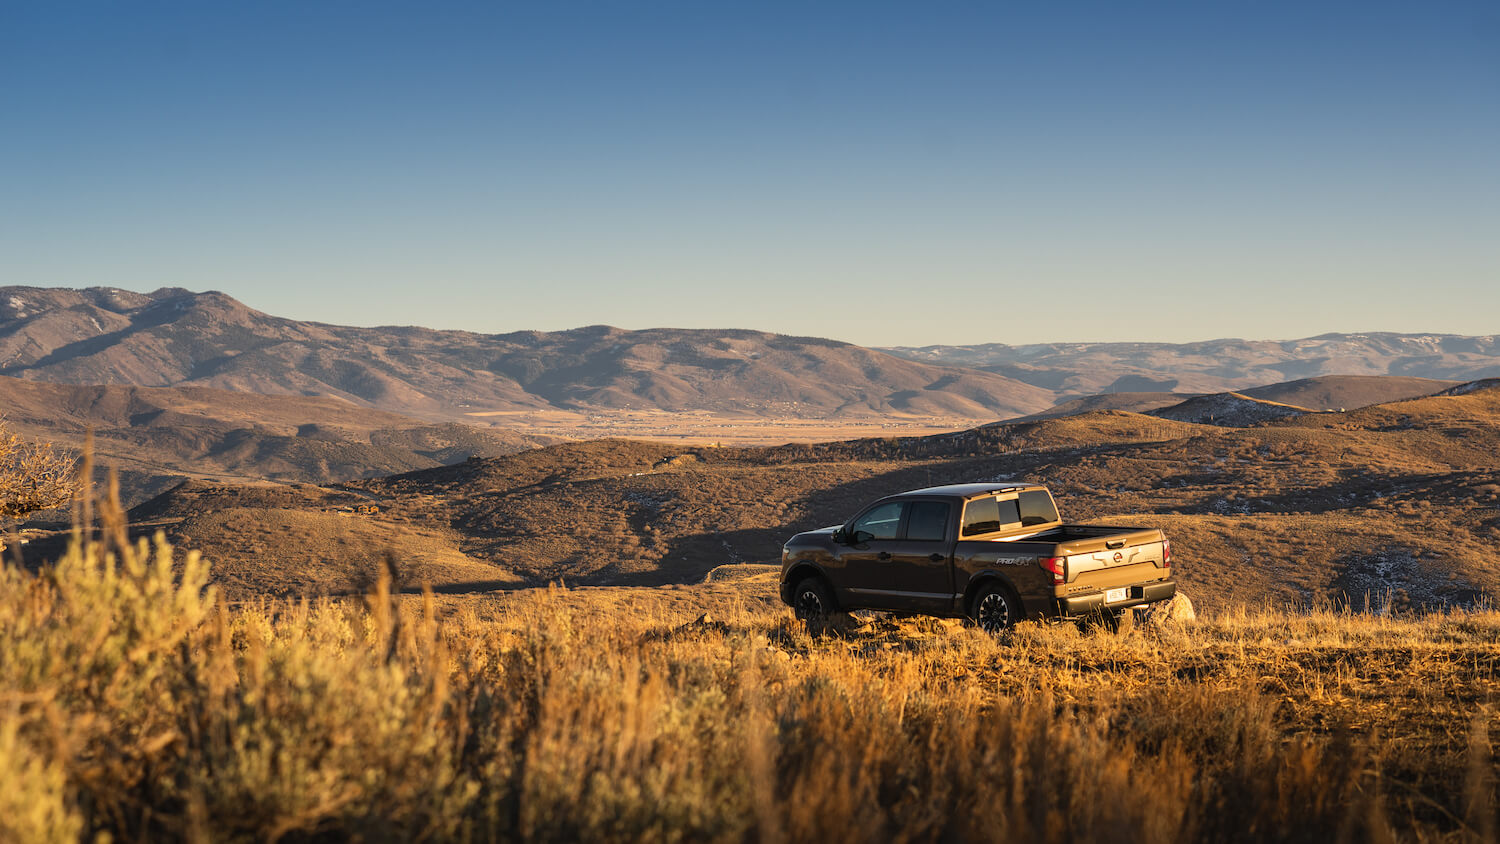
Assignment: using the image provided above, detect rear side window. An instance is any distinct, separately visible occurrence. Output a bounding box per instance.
[905,501,950,541]
[961,497,1020,536]
[1018,490,1059,526]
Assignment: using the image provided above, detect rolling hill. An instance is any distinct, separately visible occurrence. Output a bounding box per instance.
[886,335,1500,396]
[1238,375,1460,410]
[0,375,556,503]
[1016,376,1461,424]
[27,378,1495,610]
[1018,391,1192,420]
[1148,392,1313,427]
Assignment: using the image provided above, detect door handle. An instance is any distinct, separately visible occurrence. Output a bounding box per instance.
[1106,540,1125,550]
[877,551,892,561]
[929,553,945,563]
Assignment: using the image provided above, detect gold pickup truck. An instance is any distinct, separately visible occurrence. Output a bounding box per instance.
[779,482,1175,632]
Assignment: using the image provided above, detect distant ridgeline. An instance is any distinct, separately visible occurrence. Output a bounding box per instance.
[0,286,1051,420]
[3,287,1496,424]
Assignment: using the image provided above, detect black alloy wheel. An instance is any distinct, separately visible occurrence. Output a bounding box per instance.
[793,578,832,625]
[973,584,1017,634]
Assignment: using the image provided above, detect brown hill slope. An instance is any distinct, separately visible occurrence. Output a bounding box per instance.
[0,375,554,503]
[1016,376,1452,424]
[47,382,1499,609]
[1020,391,1193,420]
[0,286,1054,419]
[888,333,1500,396]
[1149,392,1313,427]
[1238,375,1460,410]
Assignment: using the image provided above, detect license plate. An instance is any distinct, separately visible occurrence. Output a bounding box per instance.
[1105,587,1128,604]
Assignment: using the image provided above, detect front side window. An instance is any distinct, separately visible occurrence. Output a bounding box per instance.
[851,501,904,540]
[905,501,950,541]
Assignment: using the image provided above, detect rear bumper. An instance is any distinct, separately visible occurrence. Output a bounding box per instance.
[1057,578,1176,616]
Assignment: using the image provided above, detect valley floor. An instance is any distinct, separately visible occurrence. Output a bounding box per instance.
[465,407,993,446]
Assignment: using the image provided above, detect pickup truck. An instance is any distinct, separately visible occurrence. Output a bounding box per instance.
[779,483,1175,632]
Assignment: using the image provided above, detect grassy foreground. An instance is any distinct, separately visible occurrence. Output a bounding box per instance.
[2,530,1497,842]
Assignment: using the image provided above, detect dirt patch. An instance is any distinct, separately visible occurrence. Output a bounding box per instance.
[1330,547,1484,612]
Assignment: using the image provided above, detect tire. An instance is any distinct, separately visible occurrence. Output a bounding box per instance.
[791,577,834,632]
[971,582,1019,634]
[1080,608,1134,634]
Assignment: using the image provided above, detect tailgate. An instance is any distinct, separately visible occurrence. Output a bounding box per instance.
[1057,528,1169,589]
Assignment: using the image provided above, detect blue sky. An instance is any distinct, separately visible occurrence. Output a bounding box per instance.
[3,1,1496,346]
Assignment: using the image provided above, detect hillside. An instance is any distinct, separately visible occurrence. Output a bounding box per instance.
[1238,375,1460,410]
[36,378,1498,609]
[887,334,1500,396]
[8,535,1496,840]
[1149,392,1313,427]
[1020,391,1192,420]
[0,286,1054,420]
[0,375,555,503]
[1015,375,1454,423]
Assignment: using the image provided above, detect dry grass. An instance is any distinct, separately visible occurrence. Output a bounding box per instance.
[2,509,1498,843]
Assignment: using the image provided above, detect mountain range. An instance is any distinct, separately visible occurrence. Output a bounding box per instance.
[0,286,1054,420]
[7,287,1499,424]
[885,334,1500,395]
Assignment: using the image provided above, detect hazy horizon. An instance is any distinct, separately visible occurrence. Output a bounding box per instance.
[4,1,1496,347]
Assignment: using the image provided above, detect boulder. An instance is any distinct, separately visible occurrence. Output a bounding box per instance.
[1150,593,1196,625]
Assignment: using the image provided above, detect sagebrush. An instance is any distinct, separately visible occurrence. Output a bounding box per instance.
[1,524,1496,841]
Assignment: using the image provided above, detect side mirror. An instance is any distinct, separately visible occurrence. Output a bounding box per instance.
[832,528,849,545]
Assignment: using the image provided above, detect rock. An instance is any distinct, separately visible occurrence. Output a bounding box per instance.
[1151,593,1196,625]
[805,611,864,637]
[673,612,729,635]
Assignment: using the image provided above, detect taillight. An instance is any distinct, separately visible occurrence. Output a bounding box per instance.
[1162,538,1172,569]
[1041,556,1066,585]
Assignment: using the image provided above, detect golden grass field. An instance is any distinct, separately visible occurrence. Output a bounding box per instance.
[3,503,1497,843]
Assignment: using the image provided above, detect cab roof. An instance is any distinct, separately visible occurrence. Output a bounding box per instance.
[886,482,1045,500]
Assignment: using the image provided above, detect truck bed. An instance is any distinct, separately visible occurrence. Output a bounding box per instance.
[1023,524,1140,543]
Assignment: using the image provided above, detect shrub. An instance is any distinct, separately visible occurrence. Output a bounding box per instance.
[0,495,1491,840]
[0,421,78,527]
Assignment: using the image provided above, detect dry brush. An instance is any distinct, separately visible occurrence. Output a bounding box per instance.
[0,508,1497,841]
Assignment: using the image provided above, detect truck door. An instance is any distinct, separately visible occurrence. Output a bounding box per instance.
[841,500,955,613]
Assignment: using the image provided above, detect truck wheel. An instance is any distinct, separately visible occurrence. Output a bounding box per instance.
[1080,608,1134,634]
[791,577,833,631]
[972,583,1018,634]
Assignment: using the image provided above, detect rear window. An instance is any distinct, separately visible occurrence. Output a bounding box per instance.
[961,496,1021,536]
[1018,490,1059,526]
